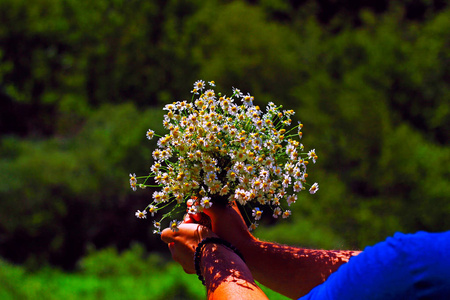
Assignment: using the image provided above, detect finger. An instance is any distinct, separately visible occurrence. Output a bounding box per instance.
[160,227,176,244]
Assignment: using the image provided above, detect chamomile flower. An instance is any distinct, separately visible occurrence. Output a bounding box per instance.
[252,178,263,190]
[146,129,155,140]
[135,210,147,219]
[187,205,198,214]
[252,207,263,220]
[129,173,137,191]
[249,222,258,232]
[153,220,161,230]
[220,184,230,196]
[293,181,303,192]
[232,87,243,98]
[293,167,303,179]
[307,149,318,164]
[309,183,319,194]
[226,169,238,181]
[259,168,270,180]
[273,207,282,218]
[129,173,136,182]
[284,163,295,175]
[287,195,297,206]
[194,80,205,90]
[245,164,256,175]
[282,210,291,219]
[152,149,162,161]
[234,161,245,173]
[153,191,164,203]
[150,163,161,174]
[272,166,283,177]
[204,89,216,101]
[242,93,254,106]
[148,205,157,217]
[169,220,181,232]
[282,174,291,188]
[272,197,281,206]
[200,196,213,209]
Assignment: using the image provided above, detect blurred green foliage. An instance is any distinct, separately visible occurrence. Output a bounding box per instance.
[0,245,288,300]
[0,0,449,298]
[0,103,167,268]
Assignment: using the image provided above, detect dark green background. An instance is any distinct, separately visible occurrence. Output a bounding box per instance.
[0,0,448,298]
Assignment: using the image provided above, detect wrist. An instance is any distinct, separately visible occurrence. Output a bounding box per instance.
[195,237,246,285]
[232,231,260,262]
[200,242,268,300]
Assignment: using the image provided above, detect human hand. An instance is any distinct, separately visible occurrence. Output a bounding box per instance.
[185,201,255,254]
[160,222,217,274]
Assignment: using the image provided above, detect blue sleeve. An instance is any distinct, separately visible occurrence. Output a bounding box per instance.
[299,231,450,300]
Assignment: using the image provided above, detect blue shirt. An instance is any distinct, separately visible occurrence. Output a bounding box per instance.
[300,231,450,299]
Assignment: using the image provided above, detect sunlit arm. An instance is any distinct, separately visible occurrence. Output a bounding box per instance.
[204,205,361,299]
[200,243,269,300]
[160,222,269,299]
[236,234,360,299]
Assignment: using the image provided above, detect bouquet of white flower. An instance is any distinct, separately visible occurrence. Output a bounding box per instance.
[130,80,318,234]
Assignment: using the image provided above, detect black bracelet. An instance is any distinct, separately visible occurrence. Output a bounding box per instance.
[194,237,245,286]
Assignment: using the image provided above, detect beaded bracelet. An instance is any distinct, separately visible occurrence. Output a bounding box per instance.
[194,237,245,285]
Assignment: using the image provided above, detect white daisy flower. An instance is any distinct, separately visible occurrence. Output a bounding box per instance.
[293,181,303,192]
[153,220,161,230]
[148,205,157,217]
[287,195,297,206]
[135,210,147,219]
[308,149,318,164]
[200,197,213,209]
[282,210,291,219]
[232,87,243,98]
[248,222,258,232]
[273,207,282,218]
[194,80,205,90]
[252,207,263,220]
[146,129,155,140]
[169,220,181,232]
[309,182,319,194]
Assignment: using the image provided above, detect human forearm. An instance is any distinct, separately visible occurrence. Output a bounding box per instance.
[236,236,360,299]
[203,204,360,298]
[201,243,268,300]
